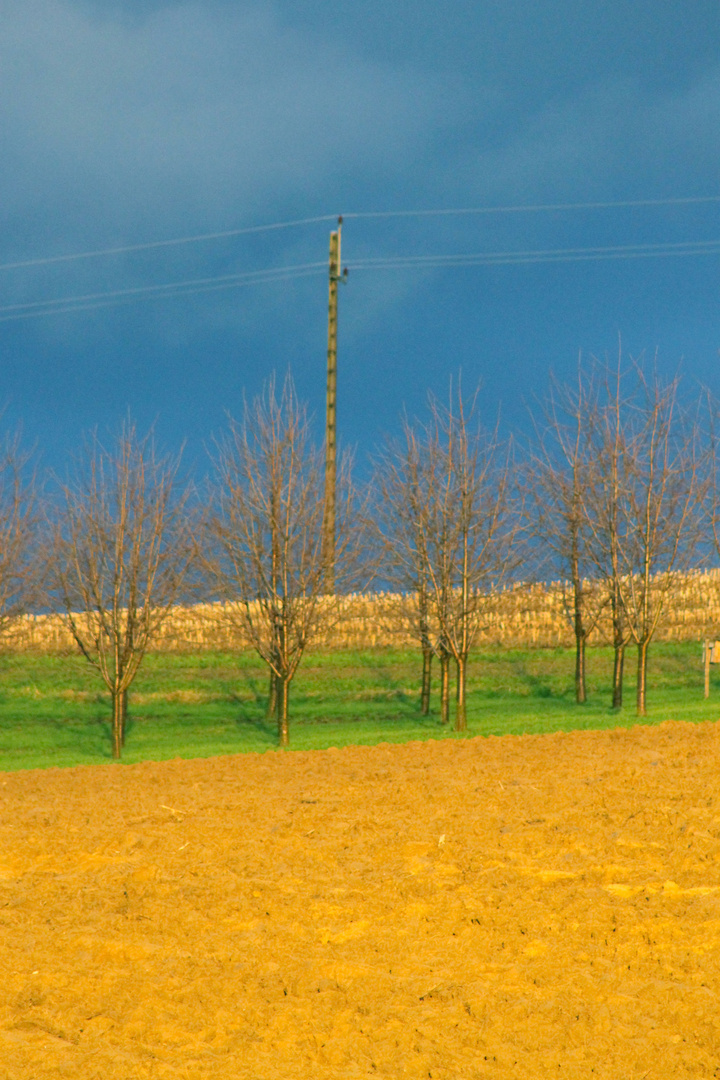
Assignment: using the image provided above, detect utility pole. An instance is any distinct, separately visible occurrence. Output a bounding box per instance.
[323,216,346,593]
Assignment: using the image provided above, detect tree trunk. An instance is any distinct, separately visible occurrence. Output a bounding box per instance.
[112,689,123,760]
[572,564,586,703]
[419,587,432,715]
[575,632,587,704]
[266,668,278,719]
[455,655,467,732]
[277,675,290,746]
[612,642,625,709]
[420,646,432,715]
[610,585,626,709]
[121,689,128,746]
[636,640,649,716]
[439,648,450,726]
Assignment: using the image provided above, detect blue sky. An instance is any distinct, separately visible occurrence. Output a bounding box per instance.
[1,0,718,471]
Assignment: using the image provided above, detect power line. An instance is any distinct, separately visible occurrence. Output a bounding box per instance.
[0,215,337,274]
[1,235,718,325]
[351,238,720,271]
[0,262,326,324]
[0,195,717,276]
[344,195,720,222]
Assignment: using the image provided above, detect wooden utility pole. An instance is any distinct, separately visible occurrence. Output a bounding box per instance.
[323,216,345,592]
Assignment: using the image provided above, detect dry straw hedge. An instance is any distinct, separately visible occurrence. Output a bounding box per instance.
[8,569,720,653]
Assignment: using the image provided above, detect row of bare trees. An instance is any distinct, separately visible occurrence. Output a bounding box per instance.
[0,378,362,757]
[0,357,717,756]
[527,357,712,717]
[372,357,720,730]
[42,380,362,757]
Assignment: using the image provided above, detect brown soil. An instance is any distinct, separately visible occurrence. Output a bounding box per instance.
[1,722,719,1079]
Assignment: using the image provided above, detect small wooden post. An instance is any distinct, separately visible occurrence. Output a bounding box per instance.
[704,639,711,699]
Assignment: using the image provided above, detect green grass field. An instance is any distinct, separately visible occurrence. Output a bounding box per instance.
[0,640,717,771]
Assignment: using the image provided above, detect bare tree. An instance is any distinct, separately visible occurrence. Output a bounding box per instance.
[622,367,705,714]
[705,392,720,587]
[422,393,518,731]
[586,360,706,715]
[375,388,518,731]
[584,356,633,708]
[372,422,441,717]
[526,365,607,704]
[204,375,359,747]
[0,430,40,644]
[51,423,195,759]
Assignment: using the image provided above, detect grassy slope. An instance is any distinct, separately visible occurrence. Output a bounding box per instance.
[0,640,716,771]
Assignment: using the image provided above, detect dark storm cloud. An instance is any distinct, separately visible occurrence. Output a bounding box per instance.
[0,0,718,469]
[442,68,720,205]
[2,0,718,259]
[0,0,456,255]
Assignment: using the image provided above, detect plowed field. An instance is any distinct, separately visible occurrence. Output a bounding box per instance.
[1,721,719,1079]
